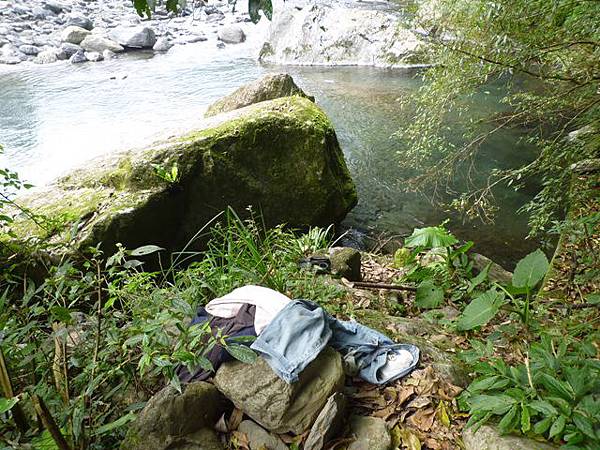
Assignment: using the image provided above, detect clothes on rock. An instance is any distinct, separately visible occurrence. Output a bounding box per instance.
[205,285,291,334]
[251,299,420,385]
[180,285,419,386]
[177,303,257,383]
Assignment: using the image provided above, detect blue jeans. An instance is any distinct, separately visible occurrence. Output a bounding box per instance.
[250,300,419,384]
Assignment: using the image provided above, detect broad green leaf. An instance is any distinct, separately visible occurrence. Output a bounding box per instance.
[0,397,18,414]
[572,412,596,439]
[548,415,566,439]
[225,344,257,364]
[249,0,272,23]
[512,249,549,288]
[585,293,600,305]
[533,416,554,435]
[405,225,458,249]
[538,374,576,402]
[393,247,413,268]
[456,289,505,331]
[415,279,444,309]
[50,306,73,324]
[129,245,165,256]
[498,404,519,434]
[468,394,517,415]
[528,400,558,416]
[521,404,531,433]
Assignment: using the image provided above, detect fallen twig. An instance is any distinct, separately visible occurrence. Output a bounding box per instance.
[350,281,417,292]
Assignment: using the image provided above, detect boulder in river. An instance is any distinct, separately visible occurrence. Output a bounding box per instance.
[217,25,246,44]
[260,2,427,67]
[110,26,157,49]
[80,35,124,53]
[9,96,357,259]
[214,347,344,434]
[60,25,90,45]
[205,73,313,117]
[66,13,93,31]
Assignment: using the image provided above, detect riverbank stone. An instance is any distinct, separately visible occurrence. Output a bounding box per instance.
[214,347,344,434]
[463,425,558,450]
[121,381,229,450]
[10,96,357,260]
[347,416,392,450]
[80,34,124,53]
[61,25,90,44]
[205,73,314,117]
[238,421,288,450]
[110,26,156,49]
[217,25,245,44]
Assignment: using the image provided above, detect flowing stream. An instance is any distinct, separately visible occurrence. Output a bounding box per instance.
[0,36,540,268]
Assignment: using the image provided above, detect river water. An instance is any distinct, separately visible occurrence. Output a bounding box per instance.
[0,30,540,268]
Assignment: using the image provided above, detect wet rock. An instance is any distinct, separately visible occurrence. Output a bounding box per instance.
[44,1,68,15]
[205,73,312,117]
[66,13,93,31]
[85,51,103,62]
[61,25,90,44]
[32,7,51,21]
[18,44,40,55]
[59,42,81,59]
[329,247,362,281]
[472,253,513,284]
[121,381,229,450]
[463,425,558,450]
[110,26,156,49]
[80,35,124,53]
[347,416,391,450]
[214,347,344,434]
[238,420,288,450]
[153,36,173,52]
[69,49,87,64]
[217,25,245,44]
[34,48,59,64]
[179,34,207,44]
[11,97,357,259]
[305,393,347,450]
[103,49,116,59]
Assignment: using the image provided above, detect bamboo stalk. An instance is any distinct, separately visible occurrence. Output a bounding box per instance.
[31,394,73,450]
[0,346,29,433]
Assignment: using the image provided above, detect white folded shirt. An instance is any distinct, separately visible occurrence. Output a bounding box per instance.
[205,285,291,334]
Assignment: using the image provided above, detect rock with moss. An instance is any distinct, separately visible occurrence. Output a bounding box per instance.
[9,96,357,259]
[214,347,344,435]
[205,73,313,117]
[329,246,362,281]
[120,381,229,450]
[463,425,558,450]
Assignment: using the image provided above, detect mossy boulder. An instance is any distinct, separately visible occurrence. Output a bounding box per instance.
[9,96,357,259]
[204,73,314,117]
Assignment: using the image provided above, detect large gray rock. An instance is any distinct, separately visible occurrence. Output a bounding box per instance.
[66,13,93,30]
[59,42,81,59]
[80,34,124,53]
[11,97,356,259]
[238,421,287,450]
[205,73,313,117]
[217,25,245,44]
[121,381,228,450]
[472,253,513,284]
[214,347,345,434]
[61,25,90,44]
[110,26,156,49]
[463,425,558,450]
[69,49,87,64]
[347,416,391,450]
[260,2,426,67]
[18,44,40,56]
[153,36,173,52]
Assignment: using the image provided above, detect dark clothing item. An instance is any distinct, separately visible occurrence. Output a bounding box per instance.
[177,303,257,383]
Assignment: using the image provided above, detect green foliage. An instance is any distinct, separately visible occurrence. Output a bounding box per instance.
[131,0,272,23]
[150,162,179,185]
[404,225,458,249]
[459,333,600,448]
[456,288,505,331]
[512,249,549,289]
[415,279,444,309]
[403,0,600,234]
[248,0,272,23]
